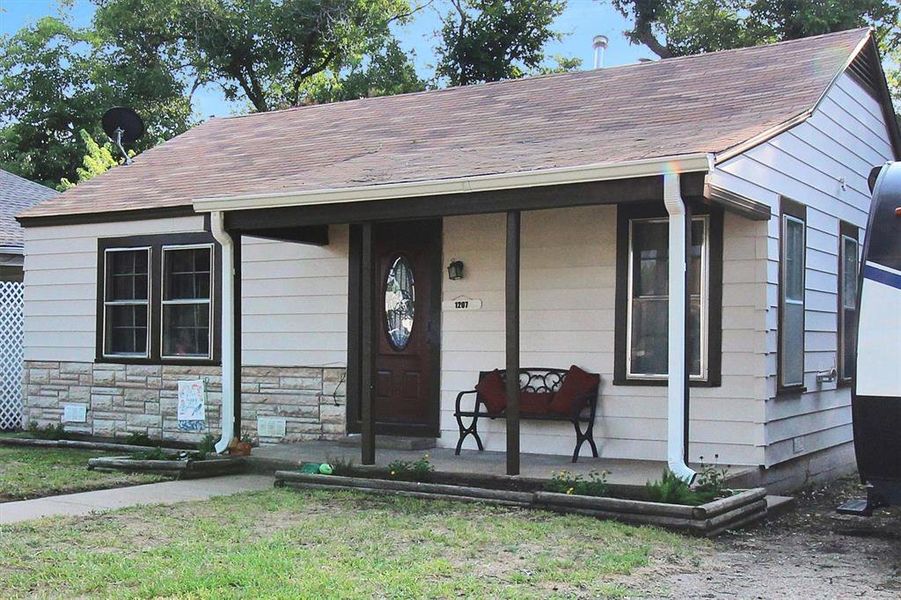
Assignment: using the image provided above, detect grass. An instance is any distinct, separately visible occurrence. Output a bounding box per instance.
[0,446,166,501]
[0,488,703,599]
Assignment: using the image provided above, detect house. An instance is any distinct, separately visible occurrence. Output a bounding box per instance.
[0,169,58,430]
[16,28,899,490]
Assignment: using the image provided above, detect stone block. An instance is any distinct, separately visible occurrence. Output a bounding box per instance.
[277,376,322,391]
[126,364,162,377]
[60,362,92,375]
[91,395,115,410]
[93,370,118,386]
[27,395,60,409]
[124,388,159,403]
[276,404,319,419]
[127,413,162,428]
[320,404,346,425]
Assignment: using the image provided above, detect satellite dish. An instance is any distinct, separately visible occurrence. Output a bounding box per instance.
[102,107,145,165]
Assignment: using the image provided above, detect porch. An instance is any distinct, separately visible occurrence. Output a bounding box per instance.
[193,157,769,477]
[251,441,758,487]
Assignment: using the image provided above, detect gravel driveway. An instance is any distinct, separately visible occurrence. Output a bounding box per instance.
[641,476,901,599]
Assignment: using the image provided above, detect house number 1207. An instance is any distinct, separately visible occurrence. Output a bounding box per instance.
[455,300,469,309]
[442,297,483,311]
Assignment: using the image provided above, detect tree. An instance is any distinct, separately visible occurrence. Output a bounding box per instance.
[58,129,123,191]
[435,0,568,86]
[93,0,419,112]
[611,0,899,60]
[0,15,192,187]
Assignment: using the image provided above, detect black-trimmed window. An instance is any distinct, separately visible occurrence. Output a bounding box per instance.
[778,198,806,391]
[838,222,859,383]
[614,204,723,386]
[97,233,220,365]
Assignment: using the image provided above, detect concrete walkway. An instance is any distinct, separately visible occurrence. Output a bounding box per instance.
[0,475,273,525]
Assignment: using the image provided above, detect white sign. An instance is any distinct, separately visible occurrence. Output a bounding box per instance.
[442,296,483,311]
[177,380,206,431]
[63,404,87,423]
[258,416,287,438]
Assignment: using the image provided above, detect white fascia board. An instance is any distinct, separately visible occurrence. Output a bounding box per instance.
[0,246,24,255]
[192,153,713,213]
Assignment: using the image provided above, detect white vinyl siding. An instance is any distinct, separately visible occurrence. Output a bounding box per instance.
[709,72,895,467]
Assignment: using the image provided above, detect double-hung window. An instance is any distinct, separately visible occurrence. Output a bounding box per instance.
[103,248,151,357]
[615,205,723,386]
[779,199,806,390]
[97,234,219,364]
[838,223,859,383]
[162,245,213,359]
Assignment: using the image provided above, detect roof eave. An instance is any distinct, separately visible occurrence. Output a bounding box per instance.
[192,153,715,214]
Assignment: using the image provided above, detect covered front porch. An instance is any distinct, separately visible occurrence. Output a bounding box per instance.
[194,155,768,478]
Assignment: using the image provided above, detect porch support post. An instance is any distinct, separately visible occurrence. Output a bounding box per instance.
[360,222,376,465]
[663,174,697,483]
[505,210,521,476]
[231,232,242,438]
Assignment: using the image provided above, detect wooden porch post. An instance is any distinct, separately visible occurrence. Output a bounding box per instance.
[360,222,376,465]
[232,233,242,438]
[506,211,521,476]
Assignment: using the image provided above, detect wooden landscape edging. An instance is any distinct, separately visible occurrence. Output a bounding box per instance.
[0,436,184,455]
[274,471,768,537]
[87,455,247,479]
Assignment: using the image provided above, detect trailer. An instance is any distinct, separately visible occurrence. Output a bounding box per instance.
[838,162,901,516]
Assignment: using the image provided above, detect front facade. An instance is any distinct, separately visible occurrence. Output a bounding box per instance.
[18,30,899,489]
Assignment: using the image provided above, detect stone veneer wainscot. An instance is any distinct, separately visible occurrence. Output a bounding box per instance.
[22,361,346,443]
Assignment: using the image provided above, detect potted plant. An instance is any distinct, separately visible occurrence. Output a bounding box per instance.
[228,430,254,456]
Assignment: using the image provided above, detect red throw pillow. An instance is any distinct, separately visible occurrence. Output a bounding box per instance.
[475,370,507,413]
[520,391,553,415]
[549,365,599,418]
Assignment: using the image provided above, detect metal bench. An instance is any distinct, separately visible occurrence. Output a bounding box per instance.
[453,367,599,463]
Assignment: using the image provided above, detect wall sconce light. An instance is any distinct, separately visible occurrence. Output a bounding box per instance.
[447,259,464,280]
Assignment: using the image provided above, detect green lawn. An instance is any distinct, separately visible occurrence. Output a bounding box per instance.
[0,446,165,501]
[0,489,703,599]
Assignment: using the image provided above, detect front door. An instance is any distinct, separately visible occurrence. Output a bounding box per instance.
[352,219,442,437]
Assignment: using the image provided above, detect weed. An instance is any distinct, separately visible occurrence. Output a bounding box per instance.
[26,421,70,440]
[130,447,170,461]
[387,454,434,481]
[196,433,218,460]
[124,432,157,447]
[546,470,609,497]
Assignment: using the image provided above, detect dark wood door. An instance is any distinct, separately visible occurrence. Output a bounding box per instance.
[370,220,441,436]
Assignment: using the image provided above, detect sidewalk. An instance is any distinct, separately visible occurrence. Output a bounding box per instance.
[0,475,273,525]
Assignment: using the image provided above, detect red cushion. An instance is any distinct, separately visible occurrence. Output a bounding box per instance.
[549,365,599,417]
[476,370,507,413]
[520,391,553,415]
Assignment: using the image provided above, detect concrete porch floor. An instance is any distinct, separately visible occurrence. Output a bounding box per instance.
[251,441,755,487]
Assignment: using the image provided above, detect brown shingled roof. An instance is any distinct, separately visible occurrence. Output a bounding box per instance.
[20,28,871,220]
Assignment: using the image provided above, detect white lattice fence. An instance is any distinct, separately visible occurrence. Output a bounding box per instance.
[0,281,24,430]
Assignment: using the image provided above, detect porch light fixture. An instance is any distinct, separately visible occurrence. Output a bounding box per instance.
[447,259,464,280]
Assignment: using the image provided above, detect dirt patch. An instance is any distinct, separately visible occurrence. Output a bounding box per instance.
[639,476,901,599]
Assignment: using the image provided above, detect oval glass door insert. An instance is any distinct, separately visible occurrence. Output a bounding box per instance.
[385,255,415,350]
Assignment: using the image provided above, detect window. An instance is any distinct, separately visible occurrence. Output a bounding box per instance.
[779,199,806,390]
[162,245,213,359]
[384,255,415,350]
[103,248,150,357]
[97,233,219,364]
[614,204,723,386]
[838,223,859,383]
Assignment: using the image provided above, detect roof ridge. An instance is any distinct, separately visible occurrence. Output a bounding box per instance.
[222,27,870,121]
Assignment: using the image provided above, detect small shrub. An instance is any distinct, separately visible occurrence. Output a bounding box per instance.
[545,470,609,497]
[125,432,157,447]
[387,454,433,481]
[196,433,218,460]
[646,469,698,505]
[693,454,731,504]
[131,447,170,461]
[27,421,69,440]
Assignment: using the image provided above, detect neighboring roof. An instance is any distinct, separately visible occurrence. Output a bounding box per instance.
[1,170,58,245]
[20,28,883,221]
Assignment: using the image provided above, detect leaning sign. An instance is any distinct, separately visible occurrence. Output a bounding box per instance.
[177,379,206,431]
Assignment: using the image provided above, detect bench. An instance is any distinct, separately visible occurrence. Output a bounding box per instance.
[453,367,600,463]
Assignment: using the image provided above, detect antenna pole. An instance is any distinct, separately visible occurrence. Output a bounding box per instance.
[115,128,132,165]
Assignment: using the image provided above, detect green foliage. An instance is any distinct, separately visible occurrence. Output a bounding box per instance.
[645,461,731,506]
[0,13,193,188]
[26,421,71,441]
[94,0,418,112]
[326,455,357,476]
[387,454,434,481]
[196,433,218,460]
[124,432,157,447]
[546,469,609,497]
[130,447,170,461]
[611,0,899,62]
[436,0,569,86]
[57,129,122,191]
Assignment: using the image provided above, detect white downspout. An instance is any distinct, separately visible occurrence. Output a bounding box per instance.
[663,174,697,483]
[210,211,235,454]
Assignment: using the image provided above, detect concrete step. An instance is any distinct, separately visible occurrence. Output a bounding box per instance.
[765,494,796,518]
[336,434,437,451]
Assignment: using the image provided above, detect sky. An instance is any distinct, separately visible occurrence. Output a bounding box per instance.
[0,0,656,119]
